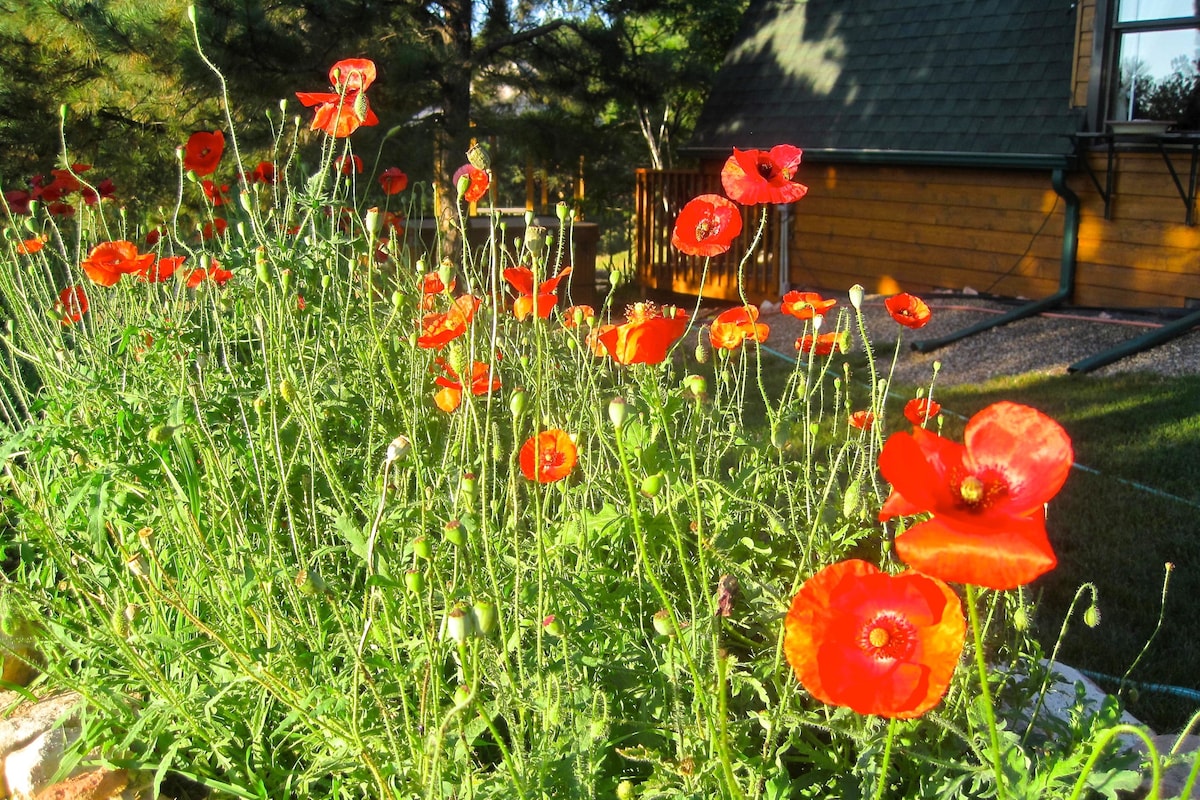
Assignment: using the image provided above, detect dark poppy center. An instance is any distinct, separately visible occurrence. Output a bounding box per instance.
[694,216,718,240]
[756,158,777,180]
[858,611,917,661]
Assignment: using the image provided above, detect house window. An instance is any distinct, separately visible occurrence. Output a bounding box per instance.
[1111,0,1200,127]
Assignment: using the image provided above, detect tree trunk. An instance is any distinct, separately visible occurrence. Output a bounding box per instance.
[431,0,475,266]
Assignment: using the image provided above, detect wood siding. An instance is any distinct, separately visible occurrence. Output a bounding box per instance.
[788,158,1200,309]
[1072,0,1096,109]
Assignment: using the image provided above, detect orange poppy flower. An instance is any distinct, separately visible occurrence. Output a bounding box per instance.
[784,559,965,719]
[81,241,156,287]
[795,332,848,356]
[519,429,577,483]
[379,167,408,195]
[56,285,89,325]
[183,130,225,177]
[671,194,743,257]
[247,161,277,184]
[594,302,690,365]
[335,154,363,175]
[849,410,875,431]
[433,359,500,413]
[418,294,481,349]
[296,59,379,139]
[879,401,1073,590]
[187,262,233,288]
[781,290,836,320]
[503,266,571,321]
[885,292,931,329]
[452,164,489,202]
[16,235,47,255]
[562,304,595,329]
[721,145,808,205]
[200,219,228,241]
[709,305,769,350]
[138,256,186,283]
[904,398,941,427]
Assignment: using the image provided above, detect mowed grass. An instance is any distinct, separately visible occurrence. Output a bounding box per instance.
[926,371,1200,733]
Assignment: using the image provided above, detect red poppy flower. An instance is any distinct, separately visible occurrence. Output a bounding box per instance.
[784,559,965,719]
[379,167,408,195]
[138,256,186,283]
[904,398,941,428]
[782,290,837,320]
[885,293,931,329]
[562,304,595,329]
[16,235,47,255]
[709,305,769,350]
[81,178,116,205]
[200,219,228,241]
[504,266,572,321]
[4,190,31,215]
[246,161,277,185]
[519,429,578,483]
[81,241,156,287]
[671,194,743,257]
[47,202,75,217]
[849,410,875,431]
[879,401,1073,590]
[593,302,690,365]
[56,285,89,325]
[187,262,233,288]
[201,180,231,206]
[433,359,500,413]
[335,154,363,175]
[183,130,225,177]
[328,58,376,93]
[418,294,481,349]
[795,332,848,356]
[721,145,808,205]
[453,164,489,203]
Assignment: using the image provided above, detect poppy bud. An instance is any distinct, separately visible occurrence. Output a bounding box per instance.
[1084,603,1101,628]
[608,397,628,430]
[444,519,466,547]
[694,342,709,364]
[466,143,491,171]
[364,206,381,236]
[849,283,865,311]
[456,173,472,199]
[385,435,411,464]
[842,479,861,519]
[652,609,673,637]
[453,684,473,707]
[616,780,636,800]
[460,473,478,504]
[509,387,528,419]
[524,210,535,227]
[255,249,270,285]
[640,473,664,498]
[524,226,546,257]
[542,614,565,638]
[437,259,454,291]
[238,191,253,215]
[443,605,472,643]
[472,600,498,636]
[405,568,425,594]
[1012,603,1029,632]
[280,268,292,295]
[147,424,177,445]
[392,290,403,309]
[279,378,297,404]
[811,313,823,332]
[447,342,468,378]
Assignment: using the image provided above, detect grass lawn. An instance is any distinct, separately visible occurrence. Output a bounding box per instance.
[923,371,1200,733]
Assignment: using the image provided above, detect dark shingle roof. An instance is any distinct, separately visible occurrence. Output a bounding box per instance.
[687,0,1085,165]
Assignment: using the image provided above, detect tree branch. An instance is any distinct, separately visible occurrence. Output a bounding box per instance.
[473,19,566,65]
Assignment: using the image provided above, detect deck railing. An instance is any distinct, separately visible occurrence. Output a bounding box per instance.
[634,168,780,303]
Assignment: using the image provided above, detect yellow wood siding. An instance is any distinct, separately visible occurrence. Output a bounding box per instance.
[788,159,1200,309]
[1072,0,1096,109]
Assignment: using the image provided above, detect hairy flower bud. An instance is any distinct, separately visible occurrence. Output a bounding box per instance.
[466,143,491,171]
[608,397,628,430]
[849,283,865,311]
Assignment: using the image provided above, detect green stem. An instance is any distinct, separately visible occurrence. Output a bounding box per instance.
[965,584,1006,800]
[871,718,899,800]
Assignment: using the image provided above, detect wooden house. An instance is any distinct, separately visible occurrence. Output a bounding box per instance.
[636,0,1200,311]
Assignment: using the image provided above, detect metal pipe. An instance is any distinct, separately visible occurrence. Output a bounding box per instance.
[912,168,1080,353]
[1068,305,1200,372]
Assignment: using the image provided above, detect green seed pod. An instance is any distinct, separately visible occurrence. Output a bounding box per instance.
[453,684,473,707]
[556,201,570,223]
[413,536,433,560]
[444,520,467,547]
[456,173,472,199]
[509,387,528,419]
[392,290,404,309]
[295,568,327,596]
[640,473,665,498]
[255,248,270,285]
[466,143,491,171]
[849,283,865,311]
[472,600,498,636]
[616,780,637,800]
[404,568,425,594]
[651,609,673,637]
[443,605,472,643]
[321,274,332,290]
[280,269,292,295]
[543,615,565,638]
[460,473,478,505]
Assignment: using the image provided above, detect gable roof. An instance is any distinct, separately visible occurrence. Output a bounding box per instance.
[687,0,1085,167]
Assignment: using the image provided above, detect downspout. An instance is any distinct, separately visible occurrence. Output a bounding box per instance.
[912,168,1080,352]
[778,203,790,298]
